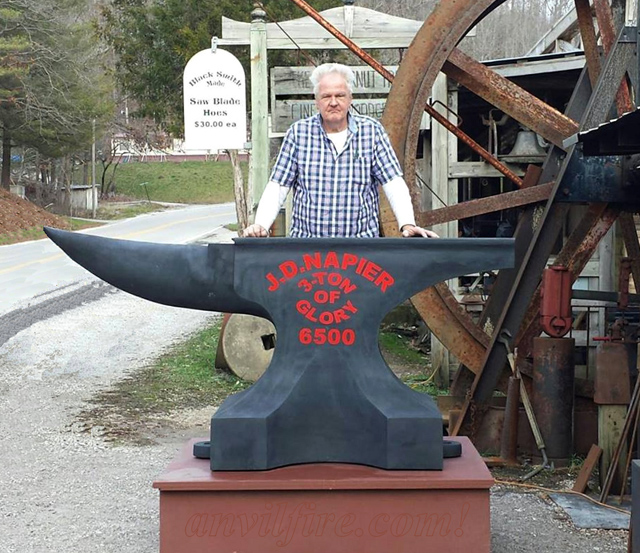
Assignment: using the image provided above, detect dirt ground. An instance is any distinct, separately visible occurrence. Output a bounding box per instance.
[0,188,68,233]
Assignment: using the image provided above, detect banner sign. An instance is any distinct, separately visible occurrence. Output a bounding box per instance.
[183,48,247,150]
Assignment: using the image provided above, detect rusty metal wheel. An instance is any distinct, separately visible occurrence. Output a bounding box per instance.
[381,0,638,434]
[290,0,637,436]
[382,0,536,372]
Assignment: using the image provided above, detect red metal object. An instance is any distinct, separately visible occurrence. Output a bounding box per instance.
[517,204,621,348]
[155,438,492,553]
[540,265,573,338]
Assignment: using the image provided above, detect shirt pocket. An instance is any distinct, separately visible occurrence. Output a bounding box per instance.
[352,156,372,186]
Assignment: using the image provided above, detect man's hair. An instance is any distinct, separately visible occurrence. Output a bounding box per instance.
[310,63,355,97]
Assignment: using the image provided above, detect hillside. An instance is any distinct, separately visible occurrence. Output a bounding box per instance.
[0,189,69,235]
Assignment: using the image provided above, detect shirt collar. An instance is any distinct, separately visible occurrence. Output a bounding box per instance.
[313,112,359,136]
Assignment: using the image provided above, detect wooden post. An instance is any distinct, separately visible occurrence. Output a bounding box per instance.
[250,4,269,215]
[595,343,631,495]
[229,150,248,234]
[429,73,458,386]
[599,405,628,493]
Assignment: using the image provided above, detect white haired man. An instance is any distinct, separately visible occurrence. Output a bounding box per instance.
[244,63,438,239]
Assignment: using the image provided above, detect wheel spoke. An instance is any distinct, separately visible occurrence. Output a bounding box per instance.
[444,48,579,148]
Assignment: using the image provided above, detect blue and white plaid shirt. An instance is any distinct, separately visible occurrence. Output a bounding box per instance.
[269,113,403,237]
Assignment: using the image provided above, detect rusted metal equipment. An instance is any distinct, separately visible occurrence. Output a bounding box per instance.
[532,337,576,467]
[498,329,550,479]
[499,376,520,466]
[288,0,640,460]
[540,266,573,338]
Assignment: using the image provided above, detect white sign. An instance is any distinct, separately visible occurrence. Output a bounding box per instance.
[183,48,247,151]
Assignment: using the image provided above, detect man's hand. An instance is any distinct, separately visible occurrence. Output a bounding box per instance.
[401,224,439,238]
[243,223,269,237]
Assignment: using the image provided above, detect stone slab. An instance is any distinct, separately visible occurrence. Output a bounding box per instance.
[153,437,492,553]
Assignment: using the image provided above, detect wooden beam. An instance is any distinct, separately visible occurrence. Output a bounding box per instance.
[449,161,525,179]
[572,444,603,493]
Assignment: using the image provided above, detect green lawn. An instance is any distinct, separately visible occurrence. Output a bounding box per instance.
[112,160,247,204]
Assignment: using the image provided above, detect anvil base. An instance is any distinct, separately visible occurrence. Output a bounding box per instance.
[153,438,492,553]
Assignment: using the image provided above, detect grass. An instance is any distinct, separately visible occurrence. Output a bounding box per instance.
[378,330,429,364]
[79,319,441,444]
[0,218,102,245]
[1,159,243,245]
[402,373,443,397]
[79,318,248,442]
[113,160,247,204]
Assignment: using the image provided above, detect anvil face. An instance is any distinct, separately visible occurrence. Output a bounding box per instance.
[217,238,513,471]
[44,229,514,471]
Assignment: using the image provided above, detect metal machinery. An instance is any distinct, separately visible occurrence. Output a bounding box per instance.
[291,0,640,448]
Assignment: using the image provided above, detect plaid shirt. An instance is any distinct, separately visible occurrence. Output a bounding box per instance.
[270,113,403,237]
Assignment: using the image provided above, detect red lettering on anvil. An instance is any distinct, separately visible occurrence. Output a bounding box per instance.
[296,300,318,322]
[266,260,298,291]
[296,299,358,325]
[266,252,394,293]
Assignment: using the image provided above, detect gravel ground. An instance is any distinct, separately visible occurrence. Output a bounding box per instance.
[0,290,214,553]
[0,282,630,553]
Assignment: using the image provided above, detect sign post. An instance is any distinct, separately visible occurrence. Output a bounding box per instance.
[250,5,269,214]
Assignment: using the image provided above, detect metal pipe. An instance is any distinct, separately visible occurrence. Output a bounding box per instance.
[532,337,576,466]
[285,0,524,187]
[500,376,520,465]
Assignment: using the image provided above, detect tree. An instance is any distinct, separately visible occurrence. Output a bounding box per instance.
[0,0,113,190]
[0,5,31,189]
[98,0,341,136]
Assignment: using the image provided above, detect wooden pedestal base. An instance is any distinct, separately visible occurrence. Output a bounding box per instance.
[153,437,492,553]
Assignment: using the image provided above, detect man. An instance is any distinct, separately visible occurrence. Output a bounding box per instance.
[244,63,438,238]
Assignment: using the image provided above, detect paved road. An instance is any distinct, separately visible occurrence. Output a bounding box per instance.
[0,204,239,552]
[0,203,236,338]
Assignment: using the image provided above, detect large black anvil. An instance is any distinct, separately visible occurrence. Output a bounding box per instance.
[45,228,513,471]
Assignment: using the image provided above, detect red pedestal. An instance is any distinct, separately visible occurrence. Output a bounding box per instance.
[153,437,492,553]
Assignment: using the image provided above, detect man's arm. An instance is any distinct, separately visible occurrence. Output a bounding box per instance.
[382,177,439,238]
[244,126,297,237]
[243,181,290,237]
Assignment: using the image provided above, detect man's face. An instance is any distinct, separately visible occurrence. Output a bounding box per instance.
[315,72,352,131]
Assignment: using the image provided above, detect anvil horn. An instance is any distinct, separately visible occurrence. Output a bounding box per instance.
[44,227,268,318]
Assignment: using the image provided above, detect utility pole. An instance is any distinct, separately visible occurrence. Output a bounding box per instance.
[91,119,97,218]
